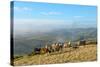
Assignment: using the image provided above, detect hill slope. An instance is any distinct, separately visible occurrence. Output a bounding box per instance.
[13,44,97,66]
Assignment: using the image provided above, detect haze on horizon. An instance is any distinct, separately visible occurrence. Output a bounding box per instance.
[13,1,97,34]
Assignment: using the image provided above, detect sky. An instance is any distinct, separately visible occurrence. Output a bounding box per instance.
[12,1,97,33]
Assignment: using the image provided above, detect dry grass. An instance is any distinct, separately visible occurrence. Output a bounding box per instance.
[13,44,97,66]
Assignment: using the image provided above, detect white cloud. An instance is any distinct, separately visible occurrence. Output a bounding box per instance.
[14,18,73,33]
[40,11,62,15]
[14,6,32,11]
[73,16,83,18]
[14,18,73,28]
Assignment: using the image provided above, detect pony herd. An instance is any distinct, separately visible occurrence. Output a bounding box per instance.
[30,40,88,55]
[33,42,64,55]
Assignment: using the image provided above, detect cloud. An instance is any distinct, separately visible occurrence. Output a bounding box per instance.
[14,6,32,11]
[14,18,73,29]
[73,16,83,18]
[14,18,73,33]
[40,11,62,15]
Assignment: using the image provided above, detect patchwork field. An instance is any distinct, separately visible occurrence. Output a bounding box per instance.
[13,44,97,66]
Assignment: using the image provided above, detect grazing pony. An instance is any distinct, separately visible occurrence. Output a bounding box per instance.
[34,48,41,54]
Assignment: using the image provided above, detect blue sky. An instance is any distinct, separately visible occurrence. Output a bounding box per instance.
[12,1,97,33]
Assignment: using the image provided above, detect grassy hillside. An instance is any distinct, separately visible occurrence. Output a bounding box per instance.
[13,44,97,66]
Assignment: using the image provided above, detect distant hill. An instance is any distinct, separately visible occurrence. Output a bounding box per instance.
[13,27,97,56]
